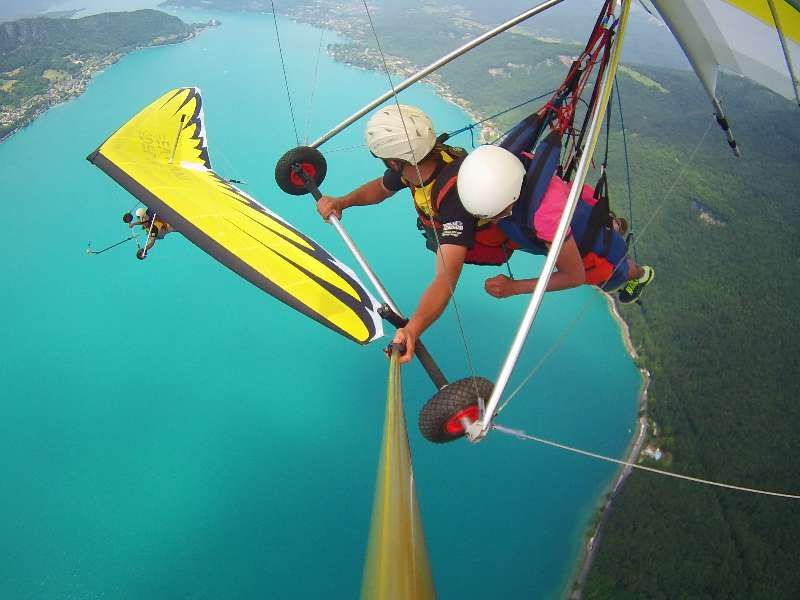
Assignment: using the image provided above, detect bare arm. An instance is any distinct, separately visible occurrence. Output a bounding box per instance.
[393,244,467,363]
[485,236,586,298]
[316,177,395,221]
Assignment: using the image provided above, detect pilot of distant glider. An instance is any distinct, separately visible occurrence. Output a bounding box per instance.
[123,207,174,260]
[316,105,654,364]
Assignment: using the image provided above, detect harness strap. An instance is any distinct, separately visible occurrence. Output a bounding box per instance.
[577,172,614,257]
[512,131,563,240]
[430,159,463,212]
[415,157,464,229]
[500,111,548,157]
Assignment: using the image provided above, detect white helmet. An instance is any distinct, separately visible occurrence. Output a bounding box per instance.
[134,207,148,219]
[365,104,437,165]
[457,145,526,219]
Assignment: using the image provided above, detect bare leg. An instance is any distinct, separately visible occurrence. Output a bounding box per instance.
[627,259,644,280]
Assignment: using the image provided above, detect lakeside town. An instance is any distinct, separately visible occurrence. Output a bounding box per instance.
[1,53,123,142]
[0,17,218,143]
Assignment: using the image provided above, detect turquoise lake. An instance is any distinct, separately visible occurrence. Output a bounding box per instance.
[0,9,641,599]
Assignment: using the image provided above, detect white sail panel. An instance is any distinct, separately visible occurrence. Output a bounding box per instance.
[645,0,799,101]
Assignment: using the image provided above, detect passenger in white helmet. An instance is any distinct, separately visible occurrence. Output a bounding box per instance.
[457,144,653,303]
[122,207,173,259]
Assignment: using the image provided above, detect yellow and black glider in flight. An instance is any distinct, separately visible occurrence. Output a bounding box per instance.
[88,88,383,345]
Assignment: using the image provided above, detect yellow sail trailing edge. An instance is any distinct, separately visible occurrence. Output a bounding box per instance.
[88,88,383,344]
[361,352,436,600]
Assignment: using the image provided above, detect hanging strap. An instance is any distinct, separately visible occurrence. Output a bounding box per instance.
[513,131,564,228]
[577,172,614,257]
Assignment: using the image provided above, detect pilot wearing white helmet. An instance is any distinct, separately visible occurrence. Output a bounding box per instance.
[122,206,173,260]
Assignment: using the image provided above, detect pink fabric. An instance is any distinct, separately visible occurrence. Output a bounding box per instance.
[534,176,596,242]
[580,182,597,206]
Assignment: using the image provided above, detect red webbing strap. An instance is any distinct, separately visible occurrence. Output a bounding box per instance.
[544,0,615,138]
[434,175,458,211]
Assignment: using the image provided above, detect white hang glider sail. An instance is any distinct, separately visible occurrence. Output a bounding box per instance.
[643,0,799,103]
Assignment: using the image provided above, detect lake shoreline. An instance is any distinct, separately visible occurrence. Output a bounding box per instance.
[566,291,650,599]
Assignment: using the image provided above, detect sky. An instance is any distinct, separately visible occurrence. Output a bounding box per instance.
[0,0,163,20]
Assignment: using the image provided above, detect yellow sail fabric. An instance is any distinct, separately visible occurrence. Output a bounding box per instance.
[361,353,435,600]
[644,0,800,102]
[88,88,382,344]
[724,0,799,43]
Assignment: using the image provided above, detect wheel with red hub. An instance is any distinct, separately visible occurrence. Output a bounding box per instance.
[275,146,327,196]
[418,376,494,443]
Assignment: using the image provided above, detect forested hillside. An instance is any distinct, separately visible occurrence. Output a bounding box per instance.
[0,10,205,140]
[0,10,195,93]
[581,70,800,599]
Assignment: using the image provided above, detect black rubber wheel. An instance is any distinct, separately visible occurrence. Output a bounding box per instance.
[275,146,327,196]
[122,212,133,223]
[418,376,494,444]
[136,249,147,260]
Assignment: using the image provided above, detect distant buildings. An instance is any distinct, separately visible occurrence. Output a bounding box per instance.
[641,445,663,461]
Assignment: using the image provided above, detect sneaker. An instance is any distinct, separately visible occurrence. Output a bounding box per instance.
[618,265,654,304]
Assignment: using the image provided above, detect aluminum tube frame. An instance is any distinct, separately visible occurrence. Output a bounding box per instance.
[467,0,633,442]
[293,167,403,314]
[711,98,740,157]
[327,215,402,316]
[308,0,567,149]
[328,214,448,389]
[294,165,447,388]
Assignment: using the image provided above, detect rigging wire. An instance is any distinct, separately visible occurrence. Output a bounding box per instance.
[630,120,713,243]
[303,29,326,145]
[615,76,637,262]
[446,90,557,145]
[214,138,247,186]
[603,85,612,170]
[321,143,368,154]
[496,303,592,414]
[360,0,482,395]
[492,424,800,500]
[270,1,300,146]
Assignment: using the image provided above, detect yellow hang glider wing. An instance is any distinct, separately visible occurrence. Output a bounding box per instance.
[88,88,383,344]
